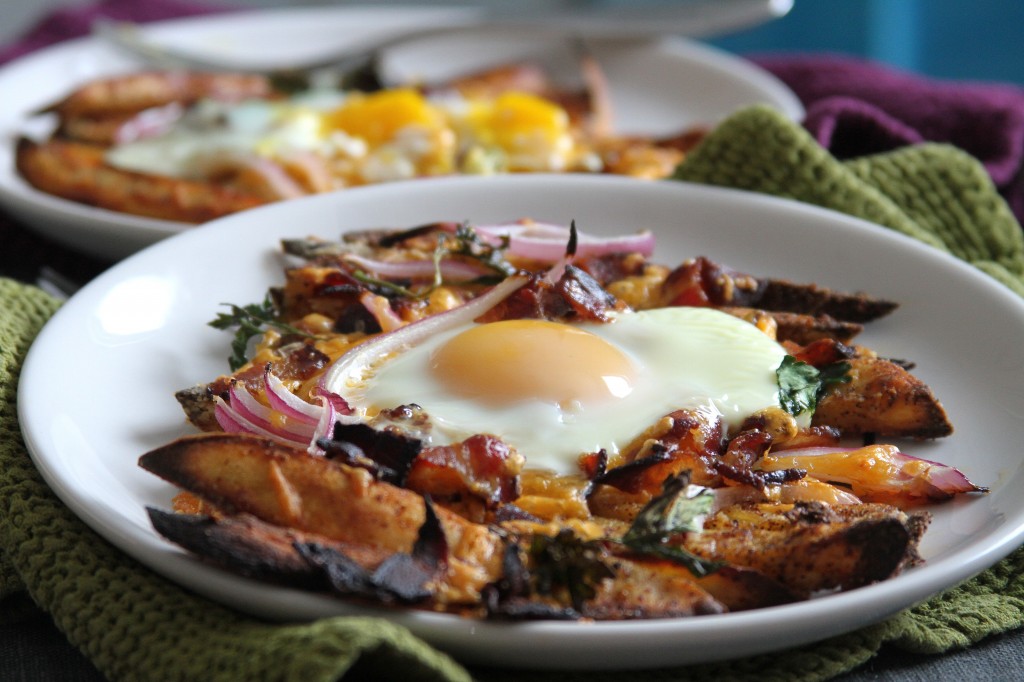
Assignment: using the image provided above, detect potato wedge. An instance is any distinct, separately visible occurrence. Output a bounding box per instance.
[140,433,506,604]
[814,357,953,438]
[756,278,899,323]
[685,502,926,596]
[16,137,267,222]
[43,71,273,118]
[142,435,761,618]
[722,306,865,344]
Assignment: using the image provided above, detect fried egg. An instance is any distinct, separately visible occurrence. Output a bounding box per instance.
[330,307,791,474]
[104,86,580,185]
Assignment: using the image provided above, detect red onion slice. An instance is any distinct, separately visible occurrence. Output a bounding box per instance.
[264,370,322,425]
[343,253,493,282]
[228,382,315,438]
[358,291,405,333]
[213,372,349,454]
[114,102,184,144]
[214,396,309,448]
[759,445,987,501]
[475,221,655,263]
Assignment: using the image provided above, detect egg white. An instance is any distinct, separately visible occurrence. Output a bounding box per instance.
[339,307,790,474]
[104,89,578,182]
[105,95,343,178]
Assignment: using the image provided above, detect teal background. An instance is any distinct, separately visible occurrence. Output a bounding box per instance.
[707,0,1024,85]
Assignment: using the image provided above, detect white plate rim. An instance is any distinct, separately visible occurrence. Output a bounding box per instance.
[18,174,1023,670]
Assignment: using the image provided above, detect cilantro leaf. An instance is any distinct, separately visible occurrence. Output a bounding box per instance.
[527,529,615,611]
[621,474,723,577]
[776,355,851,417]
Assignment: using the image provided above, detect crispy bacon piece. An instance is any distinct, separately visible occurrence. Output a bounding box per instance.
[318,421,422,485]
[476,266,623,323]
[790,338,860,368]
[587,410,724,521]
[574,252,649,286]
[657,256,898,322]
[616,409,724,485]
[278,266,373,329]
[658,256,766,308]
[407,434,525,507]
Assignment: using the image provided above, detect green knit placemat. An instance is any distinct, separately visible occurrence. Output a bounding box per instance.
[3,105,1024,681]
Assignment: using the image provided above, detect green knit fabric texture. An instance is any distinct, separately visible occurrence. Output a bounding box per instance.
[3,105,1024,681]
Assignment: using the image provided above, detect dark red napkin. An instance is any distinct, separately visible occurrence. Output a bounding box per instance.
[754,54,1024,225]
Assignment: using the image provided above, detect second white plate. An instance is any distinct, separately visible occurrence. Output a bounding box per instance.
[0,6,802,260]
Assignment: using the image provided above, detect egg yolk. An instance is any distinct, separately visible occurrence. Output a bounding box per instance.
[429,319,636,408]
[471,92,569,151]
[323,89,443,146]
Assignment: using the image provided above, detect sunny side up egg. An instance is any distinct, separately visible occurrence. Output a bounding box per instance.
[325,307,792,475]
[103,87,578,185]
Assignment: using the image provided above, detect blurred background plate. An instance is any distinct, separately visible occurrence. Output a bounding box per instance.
[0,7,802,261]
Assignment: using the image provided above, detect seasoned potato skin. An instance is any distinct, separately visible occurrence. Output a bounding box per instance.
[16,137,267,223]
[814,357,953,439]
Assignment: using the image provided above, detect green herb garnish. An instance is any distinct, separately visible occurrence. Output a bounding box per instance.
[209,294,313,370]
[776,355,852,417]
[621,474,723,577]
[351,223,515,300]
[449,222,517,278]
[527,529,615,611]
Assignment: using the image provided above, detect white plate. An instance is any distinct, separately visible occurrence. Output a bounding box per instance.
[20,175,1022,670]
[0,6,802,261]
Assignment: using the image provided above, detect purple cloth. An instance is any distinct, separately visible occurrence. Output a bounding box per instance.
[754,54,1024,224]
[0,0,228,66]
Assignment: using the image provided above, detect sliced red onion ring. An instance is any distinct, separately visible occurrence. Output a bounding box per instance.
[358,291,405,333]
[114,102,184,144]
[218,371,349,454]
[759,445,987,500]
[264,370,321,425]
[227,381,315,438]
[343,253,493,282]
[475,221,655,263]
[214,396,309,448]
[308,393,340,455]
[320,275,530,404]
